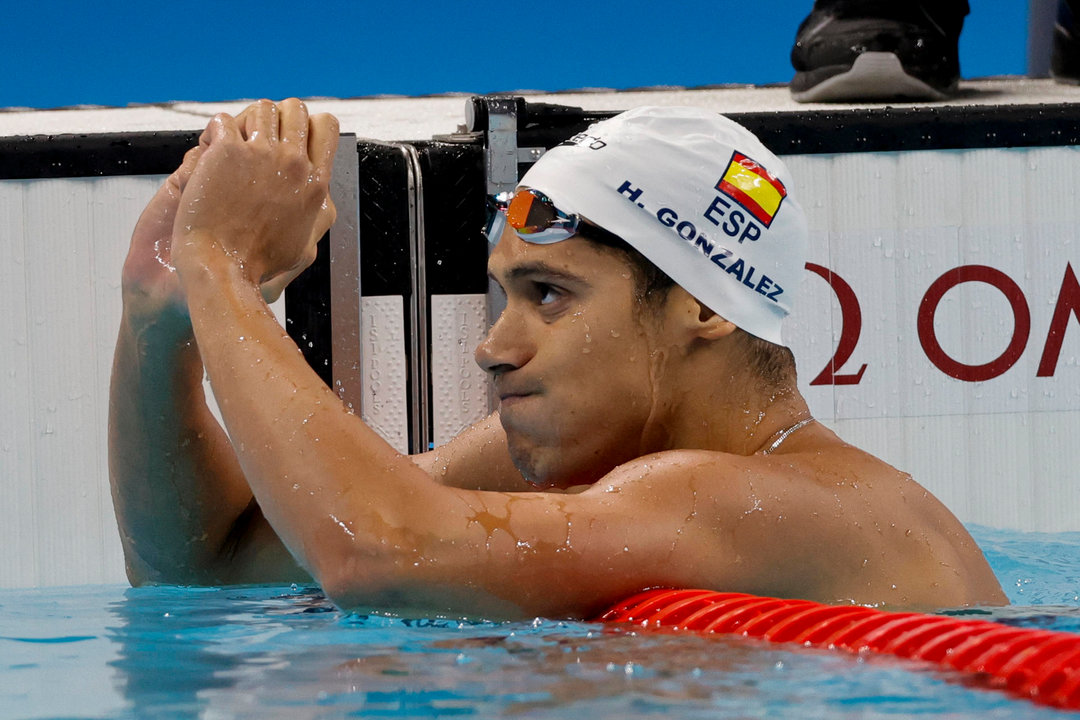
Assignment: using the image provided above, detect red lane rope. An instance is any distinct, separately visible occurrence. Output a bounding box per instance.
[597,589,1080,711]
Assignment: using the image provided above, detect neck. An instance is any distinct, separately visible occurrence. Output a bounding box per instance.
[641,351,812,457]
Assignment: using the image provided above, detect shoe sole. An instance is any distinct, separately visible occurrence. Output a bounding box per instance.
[1051,22,1080,84]
[791,52,954,103]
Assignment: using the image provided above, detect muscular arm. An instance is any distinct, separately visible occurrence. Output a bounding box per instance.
[108,141,308,586]
[108,313,306,584]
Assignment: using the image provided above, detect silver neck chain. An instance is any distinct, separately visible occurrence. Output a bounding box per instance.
[760,417,816,455]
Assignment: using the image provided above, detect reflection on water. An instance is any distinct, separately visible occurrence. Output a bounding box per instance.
[1,526,1079,718]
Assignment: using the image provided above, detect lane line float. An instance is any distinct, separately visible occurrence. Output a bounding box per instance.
[599,589,1080,710]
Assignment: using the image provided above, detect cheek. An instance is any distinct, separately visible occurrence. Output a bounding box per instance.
[587,320,654,382]
[557,333,656,433]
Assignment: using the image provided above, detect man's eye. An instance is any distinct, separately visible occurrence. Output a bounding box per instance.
[537,283,562,305]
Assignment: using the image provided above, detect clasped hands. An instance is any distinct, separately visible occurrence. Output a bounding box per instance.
[170,98,340,300]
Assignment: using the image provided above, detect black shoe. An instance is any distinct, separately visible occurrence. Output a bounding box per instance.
[790,0,969,103]
[1052,0,1080,84]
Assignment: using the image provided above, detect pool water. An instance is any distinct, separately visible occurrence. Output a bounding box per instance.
[2,526,1079,719]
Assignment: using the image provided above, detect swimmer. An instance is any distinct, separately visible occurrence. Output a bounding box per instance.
[109,98,1007,618]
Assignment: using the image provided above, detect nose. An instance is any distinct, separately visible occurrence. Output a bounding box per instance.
[474,305,535,376]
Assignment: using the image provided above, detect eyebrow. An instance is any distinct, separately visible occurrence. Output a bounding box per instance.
[488,260,586,286]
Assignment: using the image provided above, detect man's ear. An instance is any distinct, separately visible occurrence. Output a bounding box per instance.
[665,287,737,341]
[694,301,738,340]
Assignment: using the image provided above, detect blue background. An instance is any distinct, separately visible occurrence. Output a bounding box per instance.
[3,0,1029,110]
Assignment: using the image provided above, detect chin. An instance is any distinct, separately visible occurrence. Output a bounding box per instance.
[508,440,608,491]
[502,414,621,490]
[505,438,569,490]
[508,443,555,488]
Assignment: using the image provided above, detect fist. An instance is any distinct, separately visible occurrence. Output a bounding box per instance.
[172,98,339,289]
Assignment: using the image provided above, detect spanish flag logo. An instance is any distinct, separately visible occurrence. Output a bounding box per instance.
[717,152,788,228]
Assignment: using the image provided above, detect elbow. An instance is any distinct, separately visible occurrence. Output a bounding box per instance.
[122,554,189,587]
[119,532,225,587]
[124,563,154,588]
[118,535,166,587]
[313,551,398,612]
[317,568,365,610]
[305,530,416,612]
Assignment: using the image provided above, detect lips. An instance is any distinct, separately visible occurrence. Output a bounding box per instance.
[495,381,540,409]
[499,399,525,414]
[498,391,534,409]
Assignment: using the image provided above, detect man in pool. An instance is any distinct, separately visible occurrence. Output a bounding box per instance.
[109,99,1007,618]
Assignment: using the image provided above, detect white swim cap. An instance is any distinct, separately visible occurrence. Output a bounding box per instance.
[516,106,808,346]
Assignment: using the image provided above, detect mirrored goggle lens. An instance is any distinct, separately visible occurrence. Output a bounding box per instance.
[484,189,580,244]
[506,190,578,242]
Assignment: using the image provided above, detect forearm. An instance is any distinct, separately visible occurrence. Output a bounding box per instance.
[179,249,422,587]
[108,305,257,584]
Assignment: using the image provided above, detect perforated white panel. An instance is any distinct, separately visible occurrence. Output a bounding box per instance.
[430,294,492,446]
[359,295,409,453]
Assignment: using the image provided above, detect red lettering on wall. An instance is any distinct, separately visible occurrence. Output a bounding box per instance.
[806,263,868,386]
[918,265,1031,382]
[1037,263,1080,377]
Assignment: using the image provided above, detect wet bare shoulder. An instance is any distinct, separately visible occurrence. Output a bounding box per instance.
[585,444,1006,609]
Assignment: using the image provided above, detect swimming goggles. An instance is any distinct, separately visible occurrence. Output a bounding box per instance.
[485,187,583,244]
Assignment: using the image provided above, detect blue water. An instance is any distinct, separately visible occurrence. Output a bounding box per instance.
[2,526,1079,719]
